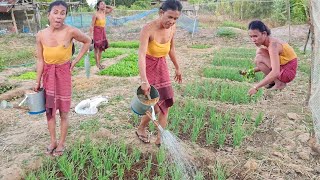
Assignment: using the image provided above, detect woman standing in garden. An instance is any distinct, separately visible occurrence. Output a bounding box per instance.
[90,0,113,70]
[247,20,298,96]
[34,1,91,156]
[136,0,183,146]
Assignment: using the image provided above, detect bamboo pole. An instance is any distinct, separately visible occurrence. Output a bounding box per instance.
[24,10,32,33]
[11,9,18,34]
[287,0,291,43]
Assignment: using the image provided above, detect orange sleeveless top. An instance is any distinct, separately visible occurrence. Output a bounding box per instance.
[43,43,72,64]
[146,40,171,58]
[279,43,297,65]
[95,19,106,27]
[146,28,173,58]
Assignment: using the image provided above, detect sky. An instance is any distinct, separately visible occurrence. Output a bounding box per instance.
[86,0,97,6]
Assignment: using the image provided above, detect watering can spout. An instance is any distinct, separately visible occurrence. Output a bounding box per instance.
[150,105,164,131]
[19,96,28,107]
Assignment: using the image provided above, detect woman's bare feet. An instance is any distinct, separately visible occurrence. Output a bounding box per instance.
[271,81,286,90]
[53,143,66,157]
[136,127,150,143]
[45,141,57,155]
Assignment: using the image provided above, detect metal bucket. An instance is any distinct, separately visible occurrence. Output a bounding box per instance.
[19,88,46,115]
[131,85,159,115]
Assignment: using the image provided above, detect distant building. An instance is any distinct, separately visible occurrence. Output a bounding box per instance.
[0,0,39,33]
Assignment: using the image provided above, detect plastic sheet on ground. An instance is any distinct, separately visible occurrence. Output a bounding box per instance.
[75,96,108,115]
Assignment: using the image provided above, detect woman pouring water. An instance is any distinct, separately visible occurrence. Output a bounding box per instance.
[34,1,91,156]
[136,0,183,147]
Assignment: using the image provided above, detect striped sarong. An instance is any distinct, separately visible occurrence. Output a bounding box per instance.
[279,58,298,83]
[43,61,72,119]
[93,26,108,51]
[146,54,174,115]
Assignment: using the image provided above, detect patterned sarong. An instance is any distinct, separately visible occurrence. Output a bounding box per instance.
[279,58,298,83]
[93,26,108,51]
[146,54,174,115]
[43,61,72,120]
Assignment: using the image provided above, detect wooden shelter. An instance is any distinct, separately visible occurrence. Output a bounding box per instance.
[0,0,40,33]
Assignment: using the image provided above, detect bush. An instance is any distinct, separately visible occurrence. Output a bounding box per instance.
[216,27,237,38]
[220,21,246,30]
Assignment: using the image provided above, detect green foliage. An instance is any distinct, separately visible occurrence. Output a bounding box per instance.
[290,0,308,24]
[210,0,307,25]
[189,44,212,49]
[212,48,256,69]
[214,1,272,20]
[0,84,15,94]
[0,48,34,67]
[11,71,36,80]
[189,0,204,4]
[99,53,138,77]
[76,48,125,67]
[168,100,264,147]
[220,21,246,30]
[216,27,236,38]
[212,57,253,69]
[204,67,245,82]
[184,80,263,104]
[25,138,210,179]
[271,0,287,25]
[213,161,227,180]
[109,41,139,48]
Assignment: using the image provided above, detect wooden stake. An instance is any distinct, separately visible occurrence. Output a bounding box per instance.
[11,9,18,34]
[287,0,291,43]
[303,27,311,54]
[24,10,32,33]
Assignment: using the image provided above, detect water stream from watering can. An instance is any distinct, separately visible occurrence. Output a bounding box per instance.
[150,106,196,179]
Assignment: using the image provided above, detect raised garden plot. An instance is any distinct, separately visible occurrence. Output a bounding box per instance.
[204,67,263,82]
[11,71,36,80]
[99,53,139,77]
[184,80,263,104]
[212,56,253,69]
[76,48,126,67]
[109,41,139,49]
[25,138,225,179]
[189,44,212,49]
[167,100,264,148]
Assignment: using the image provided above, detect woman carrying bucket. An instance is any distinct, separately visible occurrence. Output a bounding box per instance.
[34,1,91,156]
[136,0,183,147]
[89,0,113,70]
[247,20,298,96]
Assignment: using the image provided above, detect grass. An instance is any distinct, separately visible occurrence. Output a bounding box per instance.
[109,41,139,48]
[204,67,264,82]
[76,48,126,67]
[0,84,15,94]
[167,100,264,148]
[212,56,253,69]
[184,80,263,104]
[220,21,246,30]
[216,27,237,38]
[11,71,36,80]
[0,34,35,67]
[0,48,34,67]
[298,61,311,74]
[99,53,139,77]
[189,44,212,49]
[216,48,256,59]
[25,138,214,179]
